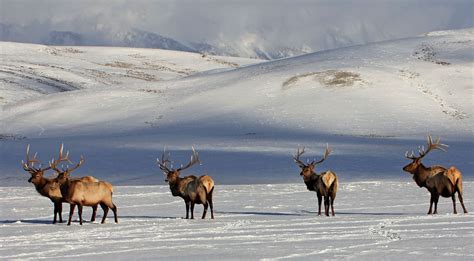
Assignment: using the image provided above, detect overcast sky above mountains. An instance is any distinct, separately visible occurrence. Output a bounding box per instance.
[1,0,473,59]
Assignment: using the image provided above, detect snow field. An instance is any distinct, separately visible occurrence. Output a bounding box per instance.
[1,182,473,260]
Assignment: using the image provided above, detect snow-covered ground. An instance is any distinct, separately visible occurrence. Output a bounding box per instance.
[1,182,473,260]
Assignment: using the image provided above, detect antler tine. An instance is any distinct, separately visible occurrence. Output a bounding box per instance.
[293,146,307,168]
[49,144,77,173]
[191,145,200,165]
[22,144,40,171]
[67,155,85,173]
[157,147,172,173]
[312,144,332,165]
[417,135,448,158]
[177,146,200,172]
[405,150,417,160]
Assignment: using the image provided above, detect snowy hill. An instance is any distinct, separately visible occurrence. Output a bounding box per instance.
[0,28,473,185]
[0,42,259,106]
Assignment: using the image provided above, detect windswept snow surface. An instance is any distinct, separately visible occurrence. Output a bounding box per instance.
[1,182,473,260]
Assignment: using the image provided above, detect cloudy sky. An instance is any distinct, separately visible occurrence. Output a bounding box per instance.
[1,0,472,57]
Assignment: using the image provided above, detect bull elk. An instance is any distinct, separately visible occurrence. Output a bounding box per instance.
[50,148,117,225]
[294,145,338,216]
[403,135,468,214]
[157,146,215,219]
[21,144,98,224]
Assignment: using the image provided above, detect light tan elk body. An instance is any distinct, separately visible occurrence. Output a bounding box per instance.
[21,145,98,224]
[403,136,467,214]
[157,147,215,219]
[294,145,338,216]
[50,148,117,225]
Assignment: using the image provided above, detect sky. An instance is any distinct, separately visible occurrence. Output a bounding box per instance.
[0,0,473,57]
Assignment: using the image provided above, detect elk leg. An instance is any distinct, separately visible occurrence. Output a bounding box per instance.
[53,202,58,224]
[91,205,97,222]
[68,204,75,226]
[78,205,83,225]
[111,204,118,223]
[208,187,215,219]
[428,195,434,214]
[317,193,322,216]
[452,194,457,214]
[190,202,195,219]
[458,192,468,214]
[324,196,330,216]
[58,202,63,223]
[331,196,335,216]
[202,202,208,219]
[185,201,190,219]
[209,200,214,219]
[433,194,439,214]
[100,203,109,224]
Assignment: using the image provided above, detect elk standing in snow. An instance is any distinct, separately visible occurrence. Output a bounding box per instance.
[157,146,215,219]
[49,147,117,225]
[403,135,468,214]
[294,145,338,216]
[21,144,98,223]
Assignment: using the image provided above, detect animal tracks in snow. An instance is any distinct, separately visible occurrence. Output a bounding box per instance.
[399,69,468,119]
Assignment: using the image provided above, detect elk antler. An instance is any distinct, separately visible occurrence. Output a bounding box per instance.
[49,144,84,174]
[311,144,332,165]
[405,135,448,160]
[22,144,50,172]
[157,147,173,173]
[293,147,307,168]
[177,146,200,172]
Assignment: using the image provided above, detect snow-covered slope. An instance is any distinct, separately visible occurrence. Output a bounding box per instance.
[0,42,260,105]
[0,28,473,185]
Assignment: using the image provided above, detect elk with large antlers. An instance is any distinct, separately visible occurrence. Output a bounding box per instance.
[157,146,215,219]
[21,144,98,223]
[403,135,467,214]
[294,145,339,216]
[49,146,117,225]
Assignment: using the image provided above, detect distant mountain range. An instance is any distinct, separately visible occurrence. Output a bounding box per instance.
[0,24,306,59]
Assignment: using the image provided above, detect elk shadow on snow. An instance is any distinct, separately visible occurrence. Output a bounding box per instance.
[119,215,178,219]
[299,210,409,216]
[218,211,302,216]
[0,219,54,225]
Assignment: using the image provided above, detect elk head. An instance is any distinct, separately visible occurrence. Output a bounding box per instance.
[403,135,448,174]
[293,145,332,182]
[157,146,200,185]
[22,145,52,185]
[49,144,85,185]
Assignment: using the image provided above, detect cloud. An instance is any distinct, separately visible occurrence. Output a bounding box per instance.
[1,0,472,57]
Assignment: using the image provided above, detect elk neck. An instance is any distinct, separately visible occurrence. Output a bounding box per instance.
[34,177,51,196]
[168,177,182,197]
[412,163,432,187]
[303,172,319,191]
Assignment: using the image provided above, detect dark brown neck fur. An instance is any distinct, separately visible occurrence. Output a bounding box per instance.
[413,163,446,188]
[303,173,319,191]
